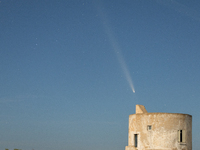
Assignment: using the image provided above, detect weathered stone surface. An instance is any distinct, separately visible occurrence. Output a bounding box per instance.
[125,105,192,150]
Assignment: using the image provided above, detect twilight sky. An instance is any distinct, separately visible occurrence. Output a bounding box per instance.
[0,0,200,150]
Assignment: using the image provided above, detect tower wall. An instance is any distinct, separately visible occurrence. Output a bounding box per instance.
[125,106,192,150]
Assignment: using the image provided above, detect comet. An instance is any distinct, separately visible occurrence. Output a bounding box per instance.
[97,5,135,93]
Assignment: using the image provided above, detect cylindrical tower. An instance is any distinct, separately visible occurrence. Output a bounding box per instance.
[125,105,192,150]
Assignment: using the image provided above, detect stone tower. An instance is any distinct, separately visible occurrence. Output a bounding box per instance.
[125,105,192,150]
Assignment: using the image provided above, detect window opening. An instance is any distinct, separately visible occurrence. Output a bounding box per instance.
[147,125,152,131]
[180,130,182,142]
[178,130,186,143]
[134,134,138,147]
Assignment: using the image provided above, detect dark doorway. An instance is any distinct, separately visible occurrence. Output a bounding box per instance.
[134,134,138,147]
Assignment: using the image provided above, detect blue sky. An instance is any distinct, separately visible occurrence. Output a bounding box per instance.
[0,0,200,150]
